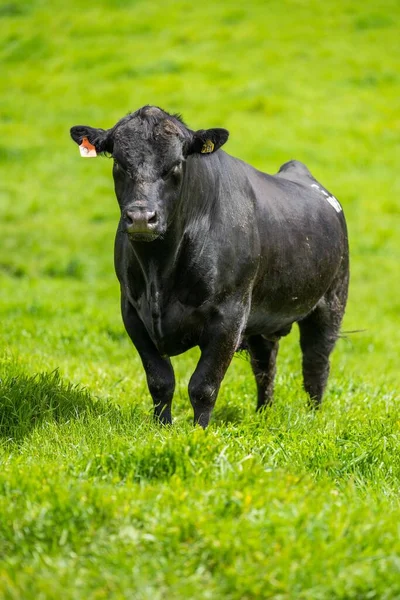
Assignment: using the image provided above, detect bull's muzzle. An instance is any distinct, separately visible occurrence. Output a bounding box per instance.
[124,209,159,238]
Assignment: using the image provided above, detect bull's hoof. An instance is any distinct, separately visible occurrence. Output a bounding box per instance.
[307,397,322,410]
[154,409,172,426]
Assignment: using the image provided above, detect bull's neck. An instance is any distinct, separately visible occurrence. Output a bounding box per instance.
[177,152,223,231]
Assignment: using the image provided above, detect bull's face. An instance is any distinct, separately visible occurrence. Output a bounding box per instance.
[71,106,229,242]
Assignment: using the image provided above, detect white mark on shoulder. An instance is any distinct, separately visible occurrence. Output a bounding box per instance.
[310,183,342,213]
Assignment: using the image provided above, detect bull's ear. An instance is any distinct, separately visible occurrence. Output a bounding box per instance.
[70,125,113,155]
[186,128,229,156]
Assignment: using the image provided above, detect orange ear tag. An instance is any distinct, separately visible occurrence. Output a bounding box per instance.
[79,136,97,157]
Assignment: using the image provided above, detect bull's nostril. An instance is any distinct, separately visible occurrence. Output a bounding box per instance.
[125,211,135,225]
[148,212,158,225]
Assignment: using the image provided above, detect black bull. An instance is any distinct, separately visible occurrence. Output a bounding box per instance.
[71,106,349,427]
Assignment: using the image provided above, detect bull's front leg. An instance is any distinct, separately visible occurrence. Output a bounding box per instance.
[121,294,175,424]
[189,301,248,428]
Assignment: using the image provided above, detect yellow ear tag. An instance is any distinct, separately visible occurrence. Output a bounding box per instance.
[79,136,97,158]
[201,139,214,154]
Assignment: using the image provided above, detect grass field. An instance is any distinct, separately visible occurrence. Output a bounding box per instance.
[1,0,400,597]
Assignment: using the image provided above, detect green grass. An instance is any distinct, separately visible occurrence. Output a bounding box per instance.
[1,0,400,597]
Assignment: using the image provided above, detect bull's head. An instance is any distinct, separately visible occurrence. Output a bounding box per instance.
[70,106,229,241]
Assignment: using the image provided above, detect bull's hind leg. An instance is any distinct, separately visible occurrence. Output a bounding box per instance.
[298,271,348,407]
[247,336,279,411]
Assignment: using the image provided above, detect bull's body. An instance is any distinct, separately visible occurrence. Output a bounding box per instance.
[71,106,349,427]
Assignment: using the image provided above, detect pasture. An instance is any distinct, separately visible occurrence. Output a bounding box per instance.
[1,0,399,597]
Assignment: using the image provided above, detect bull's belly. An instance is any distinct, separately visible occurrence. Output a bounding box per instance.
[133,260,336,355]
[139,301,305,355]
[244,310,299,339]
[137,297,307,356]
[249,257,339,330]
[244,266,341,339]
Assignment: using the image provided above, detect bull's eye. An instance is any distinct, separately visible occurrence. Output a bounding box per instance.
[163,162,182,180]
[113,159,128,175]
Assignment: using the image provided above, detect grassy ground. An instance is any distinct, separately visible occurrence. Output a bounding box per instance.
[1,0,400,597]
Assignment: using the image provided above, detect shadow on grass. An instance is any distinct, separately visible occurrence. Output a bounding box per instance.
[0,369,128,442]
[212,403,247,426]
